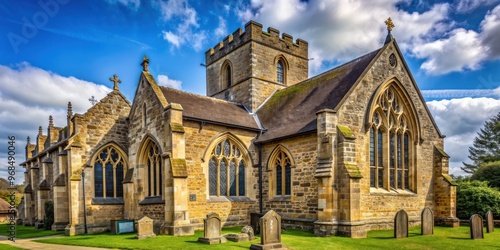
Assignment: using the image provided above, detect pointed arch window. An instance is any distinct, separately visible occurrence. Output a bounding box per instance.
[142,140,162,197]
[208,139,246,196]
[277,60,284,84]
[269,146,293,197]
[369,85,415,191]
[93,145,125,198]
[221,60,232,89]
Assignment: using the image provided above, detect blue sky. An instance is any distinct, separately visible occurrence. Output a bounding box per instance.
[1,0,500,183]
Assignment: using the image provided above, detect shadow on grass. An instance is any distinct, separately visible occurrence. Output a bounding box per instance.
[446,236,471,240]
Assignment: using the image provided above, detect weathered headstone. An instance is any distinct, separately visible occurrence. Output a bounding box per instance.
[198,212,227,244]
[242,225,255,240]
[135,216,156,240]
[470,214,484,239]
[421,207,434,235]
[224,233,250,242]
[485,211,494,233]
[394,209,408,238]
[250,210,285,250]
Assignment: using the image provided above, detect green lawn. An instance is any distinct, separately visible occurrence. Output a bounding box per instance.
[0,243,24,250]
[30,226,500,250]
[0,224,64,239]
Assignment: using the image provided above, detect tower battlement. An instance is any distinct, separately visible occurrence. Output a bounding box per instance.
[205,21,308,65]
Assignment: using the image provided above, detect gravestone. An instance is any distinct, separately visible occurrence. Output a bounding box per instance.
[421,207,434,235]
[198,212,227,244]
[470,214,484,239]
[224,233,249,242]
[242,225,255,240]
[394,209,408,238]
[135,216,156,240]
[250,210,285,250]
[485,211,494,233]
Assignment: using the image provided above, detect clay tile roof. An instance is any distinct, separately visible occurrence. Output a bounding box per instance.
[160,87,260,131]
[255,48,381,143]
[0,197,11,213]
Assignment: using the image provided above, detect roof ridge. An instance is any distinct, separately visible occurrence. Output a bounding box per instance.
[290,48,382,88]
[159,86,243,106]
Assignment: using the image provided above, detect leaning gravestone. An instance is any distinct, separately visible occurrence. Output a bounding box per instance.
[135,216,156,240]
[421,207,434,235]
[198,212,227,244]
[470,214,484,239]
[250,210,285,250]
[485,211,494,233]
[394,209,409,238]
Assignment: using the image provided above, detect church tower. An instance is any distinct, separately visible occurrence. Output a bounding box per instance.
[205,21,309,112]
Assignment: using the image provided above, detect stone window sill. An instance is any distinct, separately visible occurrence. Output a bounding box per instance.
[207,196,253,203]
[370,187,416,196]
[92,197,124,205]
[139,196,164,205]
[270,195,291,202]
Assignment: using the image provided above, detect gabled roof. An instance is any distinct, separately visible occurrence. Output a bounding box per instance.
[255,48,381,143]
[160,87,260,131]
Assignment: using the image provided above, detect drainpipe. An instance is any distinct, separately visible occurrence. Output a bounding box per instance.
[258,144,263,214]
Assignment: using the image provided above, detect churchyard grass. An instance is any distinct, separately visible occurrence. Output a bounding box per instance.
[0,243,24,250]
[0,223,63,239]
[30,225,500,250]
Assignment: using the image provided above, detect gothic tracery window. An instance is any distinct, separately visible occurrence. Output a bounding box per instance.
[93,145,125,198]
[209,139,246,196]
[369,85,413,191]
[143,140,162,197]
[274,150,291,196]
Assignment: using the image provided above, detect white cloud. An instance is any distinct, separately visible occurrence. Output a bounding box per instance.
[157,74,182,89]
[412,28,487,74]
[0,63,111,183]
[157,0,207,51]
[456,0,500,12]
[105,0,141,10]
[236,0,450,73]
[214,16,227,38]
[480,5,500,58]
[426,97,500,176]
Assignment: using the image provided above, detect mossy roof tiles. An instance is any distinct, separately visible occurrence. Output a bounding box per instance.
[255,48,381,143]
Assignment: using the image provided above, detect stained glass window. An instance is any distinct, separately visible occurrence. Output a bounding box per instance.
[208,138,247,197]
[94,162,103,197]
[93,145,126,198]
[285,164,291,195]
[276,165,282,196]
[229,160,236,196]
[209,159,217,196]
[369,85,414,191]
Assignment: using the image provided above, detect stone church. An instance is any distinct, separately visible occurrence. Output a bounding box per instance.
[20,20,459,238]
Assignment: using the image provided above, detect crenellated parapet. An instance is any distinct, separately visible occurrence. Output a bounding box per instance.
[205,20,308,65]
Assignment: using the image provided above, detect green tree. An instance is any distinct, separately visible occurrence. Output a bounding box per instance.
[462,112,500,174]
[471,161,500,188]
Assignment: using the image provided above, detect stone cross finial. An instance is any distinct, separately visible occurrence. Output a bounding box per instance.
[27,136,30,144]
[109,74,121,91]
[49,115,53,127]
[89,96,98,105]
[385,17,395,32]
[141,55,150,72]
[38,126,43,135]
